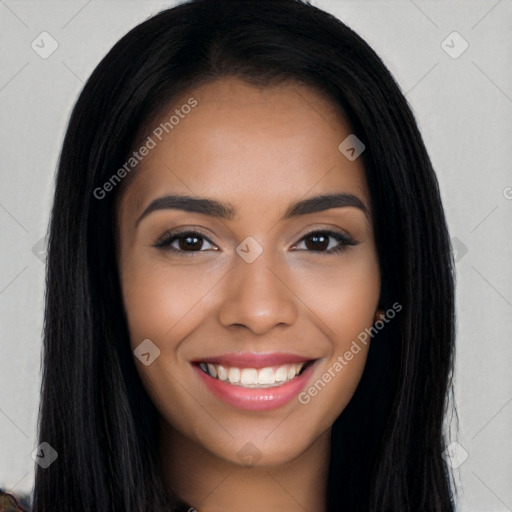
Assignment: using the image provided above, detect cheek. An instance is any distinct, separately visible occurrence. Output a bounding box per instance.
[119,252,222,347]
[289,250,380,419]
[118,254,219,428]
[294,248,381,339]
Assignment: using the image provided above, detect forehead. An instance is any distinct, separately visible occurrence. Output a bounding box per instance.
[117,77,369,221]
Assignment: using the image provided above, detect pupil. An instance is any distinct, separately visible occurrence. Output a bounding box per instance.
[181,235,201,250]
[307,234,328,251]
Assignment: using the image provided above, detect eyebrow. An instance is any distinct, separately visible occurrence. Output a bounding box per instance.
[135,192,369,228]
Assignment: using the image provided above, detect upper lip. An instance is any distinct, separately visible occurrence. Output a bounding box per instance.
[192,352,316,369]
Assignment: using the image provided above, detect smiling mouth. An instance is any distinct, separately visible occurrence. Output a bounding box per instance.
[195,361,313,388]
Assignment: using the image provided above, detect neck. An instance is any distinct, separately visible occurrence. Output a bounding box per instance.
[158,420,331,512]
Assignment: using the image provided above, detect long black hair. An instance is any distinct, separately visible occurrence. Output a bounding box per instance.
[34,0,457,510]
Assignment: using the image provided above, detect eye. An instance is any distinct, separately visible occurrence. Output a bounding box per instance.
[292,230,357,254]
[153,228,357,255]
[153,229,217,254]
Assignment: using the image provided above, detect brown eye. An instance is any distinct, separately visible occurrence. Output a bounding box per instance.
[154,230,216,253]
[177,234,203,251]
[304,233,330,251]
[294,230,357,254]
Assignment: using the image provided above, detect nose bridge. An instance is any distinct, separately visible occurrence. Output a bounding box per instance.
[217,239,298,333]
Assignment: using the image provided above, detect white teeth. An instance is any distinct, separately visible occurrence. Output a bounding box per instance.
[258,367,275,385]
[228,367,240,383]
[207,363,217,378]
[199,361,308,387]
[240,368,258,385]
[274,366,287,382]
[217,365,228,381]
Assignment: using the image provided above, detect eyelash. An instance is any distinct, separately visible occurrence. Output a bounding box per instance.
[153,228,357,255]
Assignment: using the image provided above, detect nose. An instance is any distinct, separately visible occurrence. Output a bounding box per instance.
[217,250,299,335]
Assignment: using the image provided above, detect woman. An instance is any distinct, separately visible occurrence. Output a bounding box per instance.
[31,0,457,510]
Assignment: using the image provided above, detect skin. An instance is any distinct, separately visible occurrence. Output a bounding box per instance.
[115,77,382,512]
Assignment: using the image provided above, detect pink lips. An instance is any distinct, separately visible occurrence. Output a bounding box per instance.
[192,352,316,411]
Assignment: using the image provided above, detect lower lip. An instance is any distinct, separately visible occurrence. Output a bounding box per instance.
[194,362,316,411]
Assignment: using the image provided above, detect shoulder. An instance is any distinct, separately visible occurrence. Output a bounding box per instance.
[0,489,30,511]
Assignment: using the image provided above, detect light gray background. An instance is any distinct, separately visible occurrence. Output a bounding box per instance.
[1,1,511,510]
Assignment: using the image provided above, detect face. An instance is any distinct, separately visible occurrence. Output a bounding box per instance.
[115,77,381,467]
